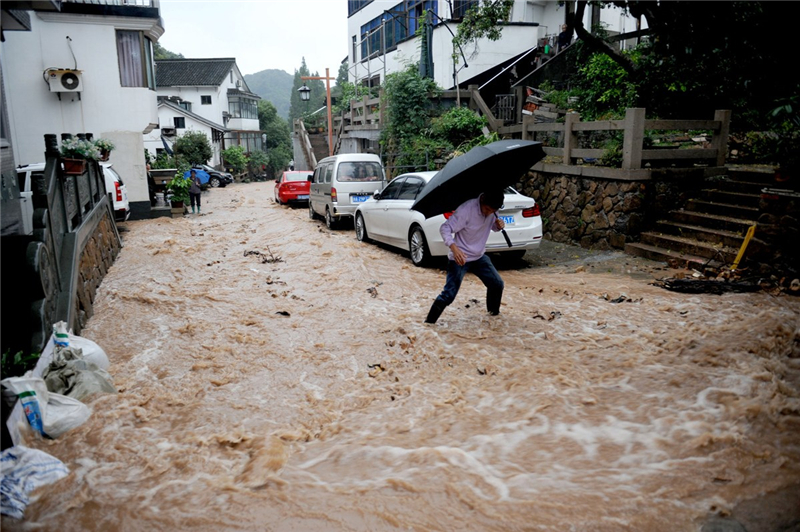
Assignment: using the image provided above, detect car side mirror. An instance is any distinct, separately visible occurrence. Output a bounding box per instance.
[373,190,381,200]
[307,176,313,183]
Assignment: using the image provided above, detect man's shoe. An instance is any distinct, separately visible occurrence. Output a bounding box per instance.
[425,301,447,324]
[489,310,500,316]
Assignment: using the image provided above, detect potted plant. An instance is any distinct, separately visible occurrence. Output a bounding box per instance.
[166,174,190,209]
[59,137,101,174]
[93,138,115,161]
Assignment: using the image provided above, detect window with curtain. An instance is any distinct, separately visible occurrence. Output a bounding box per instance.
[116,30,155,89]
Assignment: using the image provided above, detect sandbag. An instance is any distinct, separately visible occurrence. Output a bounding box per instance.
[1,376,91,439]
[42,347,116,401]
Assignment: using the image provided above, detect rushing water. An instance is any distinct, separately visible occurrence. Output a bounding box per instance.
[4,182,799,531]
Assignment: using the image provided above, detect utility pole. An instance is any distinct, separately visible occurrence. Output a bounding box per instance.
[301,68,335,157]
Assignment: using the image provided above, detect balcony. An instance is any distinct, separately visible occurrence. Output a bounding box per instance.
[60,0,160,17]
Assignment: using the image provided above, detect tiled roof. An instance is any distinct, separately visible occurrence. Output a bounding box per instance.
[156,58,237,87]
[158,99,228,132]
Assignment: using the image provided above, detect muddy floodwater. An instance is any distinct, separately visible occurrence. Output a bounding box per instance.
[5,182,800,532]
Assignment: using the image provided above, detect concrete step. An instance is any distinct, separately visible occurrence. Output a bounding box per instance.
[669,210,756,232]
[624,242,724,270]
[726,166,779,184]
[685,198,759,219]
[708,178,770,195]
[654,220,747,248]
[701,189,761,208]
[639,231,738,263]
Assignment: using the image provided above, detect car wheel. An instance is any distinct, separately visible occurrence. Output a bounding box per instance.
[505,249,527,261]
[355,213,370,242]
[409,225,431,267]
[209,176,221,188]
[325,207,337,230]
[308,202,317,220]
[275,192,282,205]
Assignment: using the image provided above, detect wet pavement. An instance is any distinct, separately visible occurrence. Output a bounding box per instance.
[4,181,799,532]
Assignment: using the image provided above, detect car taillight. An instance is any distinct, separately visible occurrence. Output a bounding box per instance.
[443,211,454,219]
[522,204,540,217]
[115,181,122,202]
[331,187,337,202]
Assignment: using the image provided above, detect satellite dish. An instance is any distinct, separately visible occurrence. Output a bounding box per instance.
[61,72,80,90]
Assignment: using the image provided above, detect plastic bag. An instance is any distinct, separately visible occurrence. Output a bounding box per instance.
[1,376,91,439]
[51,321,110,370]
[42,347,116,401]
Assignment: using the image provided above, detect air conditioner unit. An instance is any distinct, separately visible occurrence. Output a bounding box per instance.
[47,69,83,93]
[161,127,176,137]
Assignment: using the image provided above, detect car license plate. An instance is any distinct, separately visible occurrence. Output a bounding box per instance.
[500,215,515,225]
[297,195,309,199]
[351,195,369,203]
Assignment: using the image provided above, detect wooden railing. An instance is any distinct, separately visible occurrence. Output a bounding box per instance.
[327,86,730,171]
[512,108,731,170]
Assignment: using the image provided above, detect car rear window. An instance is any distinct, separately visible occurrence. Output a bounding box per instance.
[284,172,311,182]
[337,162,383,182]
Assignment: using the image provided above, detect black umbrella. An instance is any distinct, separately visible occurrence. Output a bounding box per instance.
[411,139,545,247]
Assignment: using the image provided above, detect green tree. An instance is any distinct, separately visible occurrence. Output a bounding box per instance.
[153,42,184,60]
[453,1,793,130]
[257,100,292,178]
[221,145,247,174]
[174,131,212,166]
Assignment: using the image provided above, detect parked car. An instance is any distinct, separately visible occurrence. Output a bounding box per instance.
[100,162,131,222]
[308,153,386,229]
[275,170,312,205]
[354,171,543,267]
[16,162,130,227]
[193,164,233,188]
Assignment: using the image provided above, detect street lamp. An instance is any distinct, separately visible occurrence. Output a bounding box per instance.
[297,83,311,112]
[301,69,334,157]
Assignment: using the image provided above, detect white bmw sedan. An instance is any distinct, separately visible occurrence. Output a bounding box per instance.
[354,171,543,267]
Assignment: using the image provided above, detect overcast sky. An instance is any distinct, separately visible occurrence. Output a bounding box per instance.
[158,0,350,78]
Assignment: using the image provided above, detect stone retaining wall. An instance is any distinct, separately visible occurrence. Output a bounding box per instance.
[75,213,121,329]
[517,170,703,250]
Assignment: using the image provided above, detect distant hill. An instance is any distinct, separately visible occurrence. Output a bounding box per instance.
[244,69,294,119]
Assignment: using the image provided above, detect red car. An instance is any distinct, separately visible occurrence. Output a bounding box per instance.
[274,170,312,205]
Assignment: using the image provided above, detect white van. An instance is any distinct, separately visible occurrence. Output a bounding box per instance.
[308,153,386,229]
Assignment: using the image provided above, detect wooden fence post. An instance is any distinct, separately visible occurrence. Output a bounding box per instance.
[712,109,731,167]
[622,107,645,170]
[562,112,580,164]
[521,113,533,141]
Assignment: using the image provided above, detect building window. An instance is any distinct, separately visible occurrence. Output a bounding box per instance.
[228,97,258,119]
[201,95,211,105]
[179,101,191,112]
[174,117,186,129]
[348,0,373,17]
[453,0,479,19]
[116,30,155,89]
[361,1,435,61]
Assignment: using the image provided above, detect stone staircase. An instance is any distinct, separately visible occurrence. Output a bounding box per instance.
[309,133,329,163]
[625,167,775,270]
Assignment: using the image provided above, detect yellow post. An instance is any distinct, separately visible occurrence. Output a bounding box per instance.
[731,225,756,271]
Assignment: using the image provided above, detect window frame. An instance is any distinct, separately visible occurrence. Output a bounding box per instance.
[201,95,211,105]
[173,117,186,129]
[116,29,155,89]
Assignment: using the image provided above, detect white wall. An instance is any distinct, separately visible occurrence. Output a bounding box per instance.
[143,107,223,167]
[1,12,161,206]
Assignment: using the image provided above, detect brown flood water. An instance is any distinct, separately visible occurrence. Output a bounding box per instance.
[4,182,800,532]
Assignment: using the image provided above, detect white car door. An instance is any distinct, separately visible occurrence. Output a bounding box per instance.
[364,177,405,241]
[381,176,426,248]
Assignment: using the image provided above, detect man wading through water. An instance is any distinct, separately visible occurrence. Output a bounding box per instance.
[425,189,506,324]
